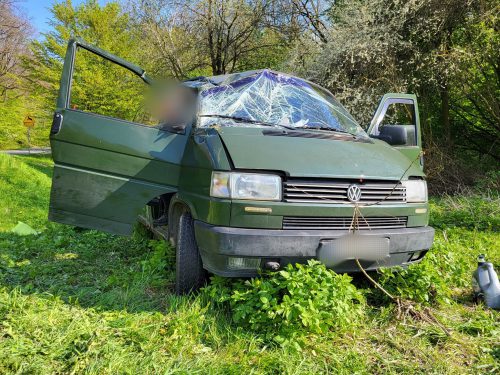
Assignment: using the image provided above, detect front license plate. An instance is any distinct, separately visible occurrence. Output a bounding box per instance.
[317,234,390,267]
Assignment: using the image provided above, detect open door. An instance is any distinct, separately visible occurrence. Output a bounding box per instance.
[368,93,423,168]
[49,38,188,235]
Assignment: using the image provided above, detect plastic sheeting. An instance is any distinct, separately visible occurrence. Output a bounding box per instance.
[198,70,365,135]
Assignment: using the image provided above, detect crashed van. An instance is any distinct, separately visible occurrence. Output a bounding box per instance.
[49,39,434,293]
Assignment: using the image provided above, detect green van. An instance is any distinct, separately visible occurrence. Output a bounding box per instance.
[49,39,434,293]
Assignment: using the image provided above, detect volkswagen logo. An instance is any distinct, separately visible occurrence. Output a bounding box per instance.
[347,184,362,202]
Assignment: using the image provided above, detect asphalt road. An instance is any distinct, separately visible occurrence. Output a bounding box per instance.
[1,148,51,155]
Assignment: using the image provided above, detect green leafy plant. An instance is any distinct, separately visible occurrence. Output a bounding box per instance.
[378,244,465,305]
[139,239,175,287]
[377,253,452,305]
[204,260,365,346]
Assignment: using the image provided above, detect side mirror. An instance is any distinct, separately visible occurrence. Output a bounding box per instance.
[371,125,408,146]
[159,122,187,134]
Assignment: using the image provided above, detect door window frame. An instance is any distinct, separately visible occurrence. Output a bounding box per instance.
[368,93,421,148]
[57,38,152,112]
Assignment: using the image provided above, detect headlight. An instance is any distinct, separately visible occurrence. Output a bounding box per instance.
[210,172,281,201]
[402,180,428,203]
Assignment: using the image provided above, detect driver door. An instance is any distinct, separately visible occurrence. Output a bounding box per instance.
[368,93,423,168]
[49,38,188,235]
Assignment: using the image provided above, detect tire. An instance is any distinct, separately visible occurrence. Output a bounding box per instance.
[175,211,207,295]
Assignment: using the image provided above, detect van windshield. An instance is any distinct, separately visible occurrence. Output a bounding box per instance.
[198,70,366,136]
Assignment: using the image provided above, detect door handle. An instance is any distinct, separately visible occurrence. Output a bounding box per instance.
[51,112,63,135]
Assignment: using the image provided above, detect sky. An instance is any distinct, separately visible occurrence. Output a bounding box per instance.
[21,0,114,37]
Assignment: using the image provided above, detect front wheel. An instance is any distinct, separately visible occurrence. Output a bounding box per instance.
[175,211,207,295]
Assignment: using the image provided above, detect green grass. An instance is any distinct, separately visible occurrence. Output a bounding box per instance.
[0,92,52,150]
[0,153,498,374]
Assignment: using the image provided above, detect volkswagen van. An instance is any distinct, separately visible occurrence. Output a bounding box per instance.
[49,39,434,293]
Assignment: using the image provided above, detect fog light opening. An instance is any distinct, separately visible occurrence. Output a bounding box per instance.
[227,257,261,270]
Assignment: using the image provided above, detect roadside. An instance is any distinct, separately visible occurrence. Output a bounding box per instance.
[1,147,51,155]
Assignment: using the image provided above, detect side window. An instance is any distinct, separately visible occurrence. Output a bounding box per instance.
[70,47,156,126]
[380,103,415,126]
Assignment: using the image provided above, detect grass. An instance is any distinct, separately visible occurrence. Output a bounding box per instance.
[0,153,498,374]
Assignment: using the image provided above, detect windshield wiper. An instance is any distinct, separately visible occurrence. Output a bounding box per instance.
[199,114,297,131]
[293,126,357,137]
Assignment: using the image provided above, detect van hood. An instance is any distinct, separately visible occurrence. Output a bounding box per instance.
[216,127,423,179]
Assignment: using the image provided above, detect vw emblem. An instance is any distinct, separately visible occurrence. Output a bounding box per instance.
[347,184,362,202]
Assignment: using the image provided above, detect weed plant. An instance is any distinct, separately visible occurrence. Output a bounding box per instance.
[204,260,365,348]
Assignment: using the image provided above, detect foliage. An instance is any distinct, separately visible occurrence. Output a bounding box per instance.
[131,0,294,78]
[475,170,500,192]
[204,260,365,346]
[447,3,499,160]
[0,154,499,373]
[0,90,51,149]
[0,0,31,94]
[378,258,451,305]
[27,0,145,119]
[306,0,499,190]
[377,227,500,306]
[430,195,500,231]
[0,1,50,149]
[70,47,152,123]
[0,0,499,369]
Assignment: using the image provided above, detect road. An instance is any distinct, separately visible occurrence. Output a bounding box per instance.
[1,148,51,155]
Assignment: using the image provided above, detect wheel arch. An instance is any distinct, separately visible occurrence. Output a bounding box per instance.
[168,195,197,245]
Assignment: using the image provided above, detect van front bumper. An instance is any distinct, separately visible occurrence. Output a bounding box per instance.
[194,221,435,277]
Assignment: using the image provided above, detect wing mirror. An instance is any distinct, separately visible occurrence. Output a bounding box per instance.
[370,125,408,146]
[159,122,187,134]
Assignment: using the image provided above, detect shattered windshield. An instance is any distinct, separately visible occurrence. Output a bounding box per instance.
[198,70,366,136]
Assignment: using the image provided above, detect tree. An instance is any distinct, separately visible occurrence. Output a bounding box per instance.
[0,0,39,149]
[269,0,330,44]
[447,1,499,161]
[0,0,31,95]
[305,0,498,190]
[26,0,144,118]
[187,0,273,75]
[129,0,210,79]
[131,0,294,77]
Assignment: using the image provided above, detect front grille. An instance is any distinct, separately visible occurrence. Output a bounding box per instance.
[282,216,408,230]
[283,179,406,204]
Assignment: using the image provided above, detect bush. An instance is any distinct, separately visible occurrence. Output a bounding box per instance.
[203,260,365,346]
[430,195,499,231]
[377,257,451,305]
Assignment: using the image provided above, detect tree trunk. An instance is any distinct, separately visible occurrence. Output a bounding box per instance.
[441,84,451,146]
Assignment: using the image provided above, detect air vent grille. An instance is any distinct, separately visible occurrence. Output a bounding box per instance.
[284,179,406,204]
[282,216,408,230]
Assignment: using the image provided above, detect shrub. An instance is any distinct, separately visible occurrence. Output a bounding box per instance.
[203,260,365,346]
[139,239,175,287]
[475,170,500,192]
[377,261,450,305]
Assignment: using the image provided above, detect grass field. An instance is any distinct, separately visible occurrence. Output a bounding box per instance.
[0,153,498,374]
